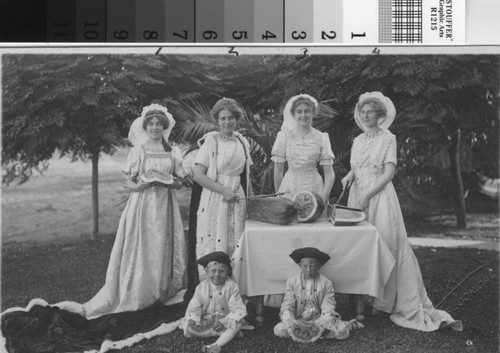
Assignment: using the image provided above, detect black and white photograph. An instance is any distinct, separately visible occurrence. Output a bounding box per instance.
[1,46,499,353]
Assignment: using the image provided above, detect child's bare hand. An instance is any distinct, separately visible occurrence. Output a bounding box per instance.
[213,321,225,333]
[286,319,299,330]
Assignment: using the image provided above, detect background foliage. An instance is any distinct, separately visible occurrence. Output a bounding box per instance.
[2,54,498,232]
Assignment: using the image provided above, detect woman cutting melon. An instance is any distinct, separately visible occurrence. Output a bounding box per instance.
[272,94,335,213]
[341,92,461,332]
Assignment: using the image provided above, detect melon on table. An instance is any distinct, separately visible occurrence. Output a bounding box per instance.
[140,170,174,184]
[290,321,324,343]
[332,207,365,226]
[247,196,297,225]
[292,190,325,223]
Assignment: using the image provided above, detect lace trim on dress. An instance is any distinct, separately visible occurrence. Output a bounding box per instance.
[352,131,395,169]
[364,130,382,140]
[381,133,397,165]
[144,152,172,159]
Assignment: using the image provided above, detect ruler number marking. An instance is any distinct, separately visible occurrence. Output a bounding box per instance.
[291,31,307,40]
[143,31,158,40]
[321,31,336,40]
[113,30,129,40]
[232,31,248,40]
[262,30,276,40]
[203,30,218,40]
[173,31,188,40]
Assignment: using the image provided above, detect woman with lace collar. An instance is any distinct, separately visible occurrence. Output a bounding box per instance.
[342,92,462,332]
[191,98,253,284]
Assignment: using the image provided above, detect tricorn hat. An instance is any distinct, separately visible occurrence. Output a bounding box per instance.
[197,251,232,269]
[289,247,331,266]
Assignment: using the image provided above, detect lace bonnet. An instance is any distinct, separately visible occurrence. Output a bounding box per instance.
[354,91,396,131]
[128,103,175,147]
[281,94,319,131]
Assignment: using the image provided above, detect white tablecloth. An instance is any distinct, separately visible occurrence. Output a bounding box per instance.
[232,219,396,298]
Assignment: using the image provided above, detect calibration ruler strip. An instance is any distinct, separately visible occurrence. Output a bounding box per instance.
[0,0,466,43]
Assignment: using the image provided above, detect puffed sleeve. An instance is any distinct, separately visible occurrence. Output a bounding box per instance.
[280,277,297,323]
[184,284,204,323]
[241,136,254,167]
[383,133,397,165]
[171,146,187,178]
[319,133,335,166]
[319,278,337,316]
[182,148,199,178]
[224,281,247,322]
[124,147,142,178]
[194,137,212,168]
[271,131,287,163]
[315,277,342,329]
[349,135,361,169]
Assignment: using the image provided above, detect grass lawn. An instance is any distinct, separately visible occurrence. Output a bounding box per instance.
[2,236,498,353]
[2,150,499,352]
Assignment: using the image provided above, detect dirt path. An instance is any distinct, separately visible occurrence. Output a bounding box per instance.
[2,149,498,246]
[1,149,191,245]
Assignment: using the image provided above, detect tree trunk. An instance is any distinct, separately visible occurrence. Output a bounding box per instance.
[449,128,467,228]
[91,151,99,240]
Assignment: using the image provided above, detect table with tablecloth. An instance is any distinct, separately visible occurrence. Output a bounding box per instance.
[232,219,396,300]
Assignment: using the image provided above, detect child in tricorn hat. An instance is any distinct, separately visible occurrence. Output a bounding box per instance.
[274,247,363,342]
[183,251,247,353]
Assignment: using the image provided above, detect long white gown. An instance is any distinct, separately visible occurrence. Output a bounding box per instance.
[83,145,187,319]
[348,129,461,331]
[195,132,252,267]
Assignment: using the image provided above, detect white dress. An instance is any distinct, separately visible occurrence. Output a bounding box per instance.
[83,146,187,319]
[271,129,334,199]
[195,132,252,267]
[348,130,461,331]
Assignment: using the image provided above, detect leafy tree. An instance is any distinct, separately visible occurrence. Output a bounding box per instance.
[2,54,219,239]
[228,54,499,227]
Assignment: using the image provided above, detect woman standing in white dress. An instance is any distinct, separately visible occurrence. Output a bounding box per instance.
[259,94,335,319]
[193,98,252,277]
[342,92,461,331]
[272,94,335,203]
[83,104,187,319]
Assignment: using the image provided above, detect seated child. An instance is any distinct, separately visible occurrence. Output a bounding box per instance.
[274,247,363,342]
[183,251,247,353]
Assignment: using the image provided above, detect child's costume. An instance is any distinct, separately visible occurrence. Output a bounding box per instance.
[184,278,247,337]
[183,251,247,338]
[274,247,361,342]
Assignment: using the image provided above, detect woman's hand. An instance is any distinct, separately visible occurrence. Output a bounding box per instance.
[319,190,330,204]
[153,179,183,190]
[221,187,239,203]
[169,179,183,190]
[341,172,355,190]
